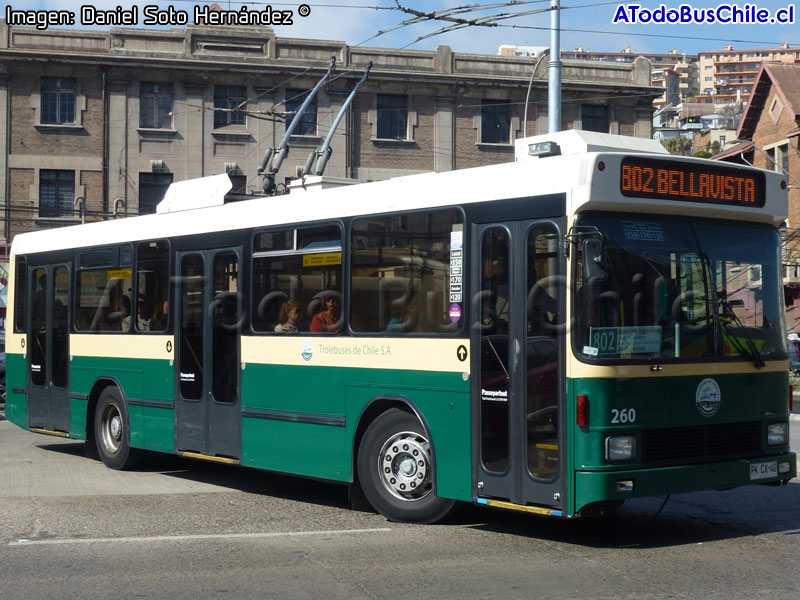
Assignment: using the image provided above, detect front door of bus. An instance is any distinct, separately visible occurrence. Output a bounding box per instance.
[28,264,71,433]
[175,248,242,459]
[473,220,565,509]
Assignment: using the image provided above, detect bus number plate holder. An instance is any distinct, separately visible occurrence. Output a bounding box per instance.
[749,461,777,480]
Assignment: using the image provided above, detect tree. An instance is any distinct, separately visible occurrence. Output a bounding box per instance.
[661,135,691,155]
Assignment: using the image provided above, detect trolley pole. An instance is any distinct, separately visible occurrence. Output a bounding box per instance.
[548,0,562,133]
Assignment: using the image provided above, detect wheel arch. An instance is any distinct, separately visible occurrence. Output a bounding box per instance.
[352,395,438,489]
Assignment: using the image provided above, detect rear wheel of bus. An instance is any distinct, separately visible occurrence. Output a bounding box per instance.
[357,408,455,524]
[94,386,142,470]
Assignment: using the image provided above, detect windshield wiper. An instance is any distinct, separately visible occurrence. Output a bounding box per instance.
[691,231,764,368]
[718,295,765,369]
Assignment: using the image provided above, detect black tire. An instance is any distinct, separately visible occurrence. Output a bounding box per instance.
[94,387,142,470]
[357,408,456,524]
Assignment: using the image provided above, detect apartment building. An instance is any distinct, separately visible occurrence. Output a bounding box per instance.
[502,45,701,107]
[697,42,800,104]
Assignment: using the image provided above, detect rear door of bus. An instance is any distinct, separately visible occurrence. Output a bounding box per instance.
[175,248,242,459]
[27,263,71,433]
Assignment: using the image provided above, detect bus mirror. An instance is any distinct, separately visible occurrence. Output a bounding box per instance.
[582,238,606,281]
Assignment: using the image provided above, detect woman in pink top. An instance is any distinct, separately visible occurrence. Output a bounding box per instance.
[310,293,340,333]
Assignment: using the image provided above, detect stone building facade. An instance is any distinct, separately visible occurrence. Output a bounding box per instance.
[0,20,659,254]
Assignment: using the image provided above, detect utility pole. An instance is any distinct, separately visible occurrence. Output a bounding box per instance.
[549,0,562,133]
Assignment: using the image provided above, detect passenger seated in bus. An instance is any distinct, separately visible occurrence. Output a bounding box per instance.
[386,295,414,333]
[151,299,168,331]
[118,295,132,331]
[481,293,508,335]
[274,300,300,333]
[136,298,152,331]
[310,292,340,333]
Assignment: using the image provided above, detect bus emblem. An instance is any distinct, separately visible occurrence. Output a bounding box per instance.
[301,341,313,362]
[695,378,721,417]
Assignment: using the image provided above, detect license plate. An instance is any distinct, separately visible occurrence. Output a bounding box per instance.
[749,461,778,480]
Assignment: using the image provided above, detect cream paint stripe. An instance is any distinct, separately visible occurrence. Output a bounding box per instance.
[70,334,174,361]
[8,527,393,547]
[241,336,471,374]
[567,355,789,379]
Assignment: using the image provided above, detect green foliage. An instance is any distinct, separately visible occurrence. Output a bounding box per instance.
[661,135,691,156]
[693,150,712,158]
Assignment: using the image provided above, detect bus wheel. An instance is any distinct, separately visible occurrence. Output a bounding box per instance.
[94,387,141,470]
[357,408,455,524]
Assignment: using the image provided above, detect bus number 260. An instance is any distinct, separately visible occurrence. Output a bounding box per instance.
[611,408,636,424]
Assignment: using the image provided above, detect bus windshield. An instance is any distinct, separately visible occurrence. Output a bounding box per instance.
[573,213,786,363]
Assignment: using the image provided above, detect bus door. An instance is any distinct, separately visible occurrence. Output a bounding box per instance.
[28,264,71,433]
[175,248,242,459]
[472,220,565,509]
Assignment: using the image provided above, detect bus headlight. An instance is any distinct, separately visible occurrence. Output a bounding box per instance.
[767,423,788,446]
[605,435,635,462]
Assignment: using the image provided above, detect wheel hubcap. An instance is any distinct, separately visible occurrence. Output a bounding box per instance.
[378,431,432,502]
[101,404,122,454]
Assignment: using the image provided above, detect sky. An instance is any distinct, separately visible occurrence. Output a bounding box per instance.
[7,1,800,56]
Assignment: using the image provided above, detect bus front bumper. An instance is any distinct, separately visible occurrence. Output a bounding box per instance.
[574,452,797,513]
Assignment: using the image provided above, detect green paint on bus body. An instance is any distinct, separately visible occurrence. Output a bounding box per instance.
[240,364,472,501]
[7,353,473,502]
[5,353,28,429]
[566,372,795,514]
[8,349,795,515]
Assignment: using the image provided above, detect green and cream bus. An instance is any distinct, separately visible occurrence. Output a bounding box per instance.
[4,130,795,523]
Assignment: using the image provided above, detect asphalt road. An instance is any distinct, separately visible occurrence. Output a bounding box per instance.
[1,416,799,600]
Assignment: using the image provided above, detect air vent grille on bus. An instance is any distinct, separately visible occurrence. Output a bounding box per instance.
[641,421,761,466]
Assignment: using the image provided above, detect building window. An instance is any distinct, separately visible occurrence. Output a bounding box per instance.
[41,78,76,124]
[481,100,511,144]
[377,94,407,139]
[214,85,246,128]
[140,83,173,129]
[776,143,789,174]
[285,89,316,135]
[39,170,74,218]
[766,147,776,170]
[581,105,608,133]
[139,173,173,214]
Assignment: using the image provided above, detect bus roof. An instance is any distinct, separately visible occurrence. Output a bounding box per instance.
[11,131,787,256]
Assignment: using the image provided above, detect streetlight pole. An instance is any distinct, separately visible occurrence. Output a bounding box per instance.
[548,0,562,133]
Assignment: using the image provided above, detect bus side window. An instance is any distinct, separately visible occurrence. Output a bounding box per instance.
[251,225,342,334]
[14,257,27,333]
[136,240,170,332]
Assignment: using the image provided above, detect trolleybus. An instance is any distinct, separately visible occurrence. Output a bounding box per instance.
[4,130,795,523]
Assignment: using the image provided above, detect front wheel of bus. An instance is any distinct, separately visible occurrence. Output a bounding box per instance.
[357,409,455,524]
[94,387,141,470]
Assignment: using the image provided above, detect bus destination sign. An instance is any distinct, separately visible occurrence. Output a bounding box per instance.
[620,157,766,208]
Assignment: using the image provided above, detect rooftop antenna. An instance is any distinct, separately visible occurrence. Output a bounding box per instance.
[302,62,372,177]
[259,56,336,194]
